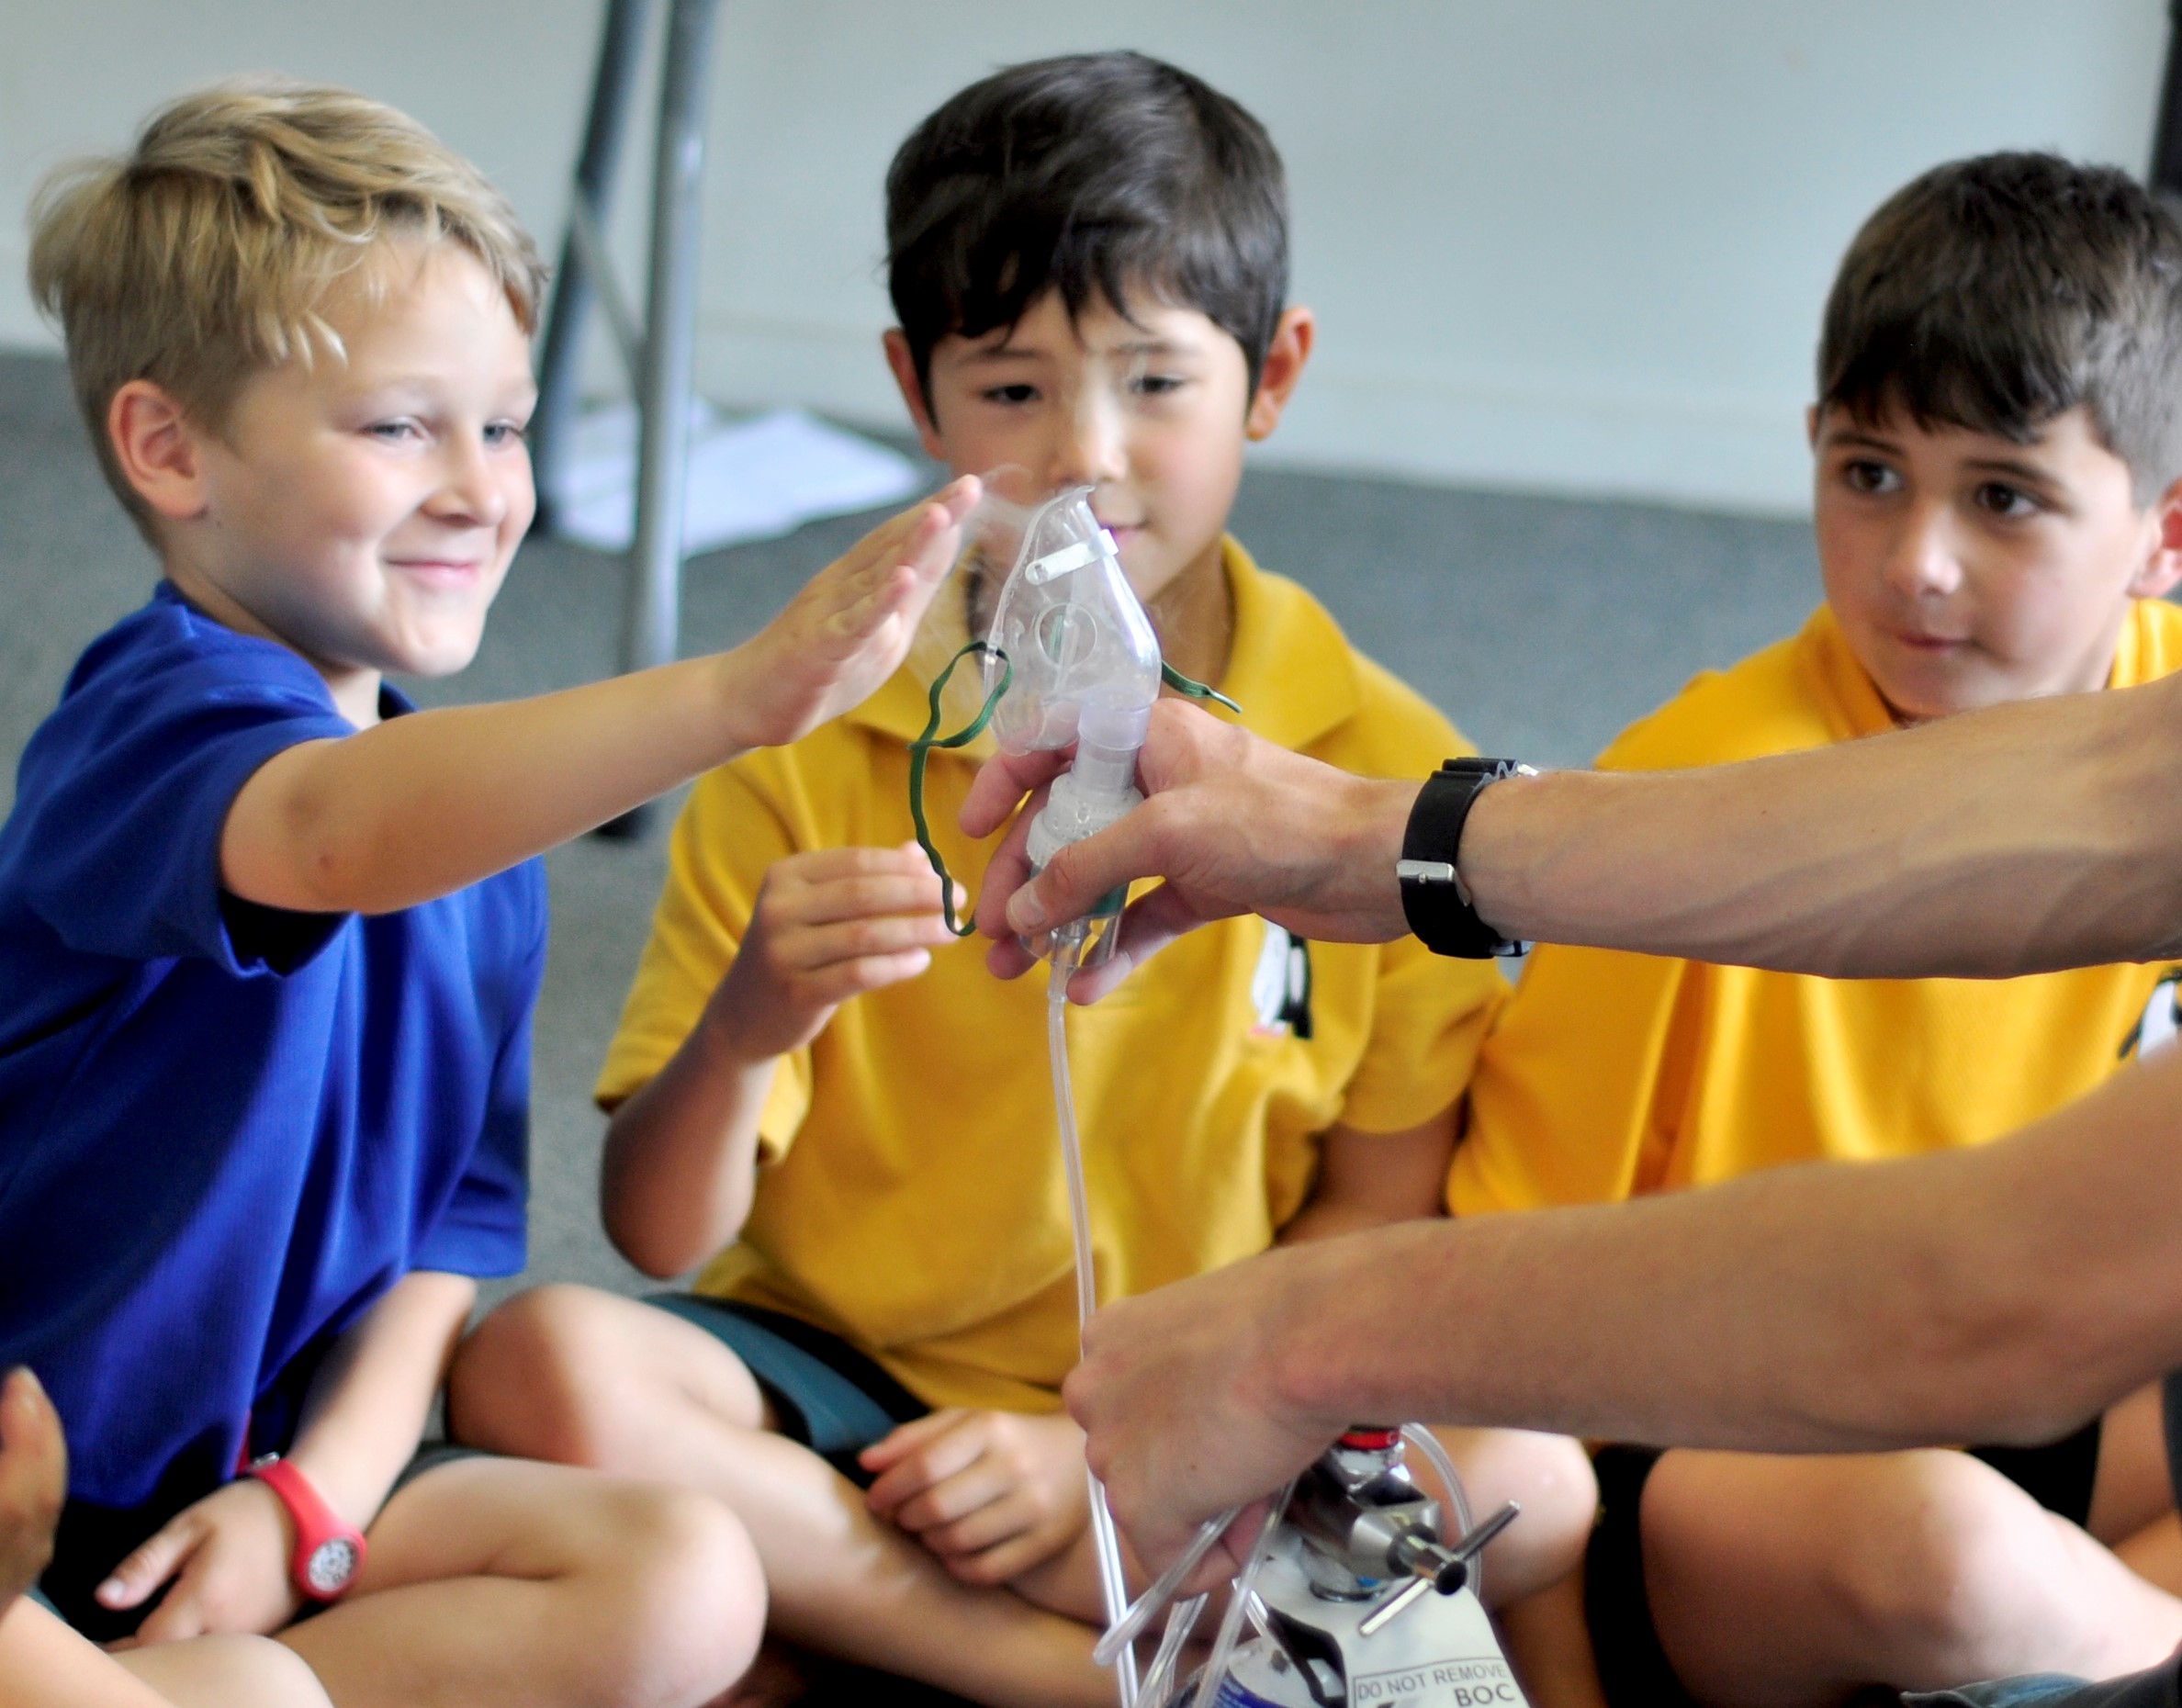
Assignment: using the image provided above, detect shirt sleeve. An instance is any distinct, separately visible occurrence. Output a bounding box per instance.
[593,759,812,1160]
[14,638,354,973]
[1448,941,1700,1214]
[412,870,546,1277]
[1334,935,1507,1134]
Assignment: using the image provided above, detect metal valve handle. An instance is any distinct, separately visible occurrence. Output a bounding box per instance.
[1356,1500,1521,1638]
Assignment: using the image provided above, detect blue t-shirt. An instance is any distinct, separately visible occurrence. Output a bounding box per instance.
[0,584,542,1509]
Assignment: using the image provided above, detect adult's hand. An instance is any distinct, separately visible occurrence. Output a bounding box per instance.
[961,700,1422,999]
[1062,1238,1365,1574]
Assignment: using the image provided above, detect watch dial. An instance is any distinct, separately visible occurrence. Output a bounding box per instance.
[306,1537,361,1595]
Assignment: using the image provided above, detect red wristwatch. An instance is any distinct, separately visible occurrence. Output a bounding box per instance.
[248,1454,366,1601]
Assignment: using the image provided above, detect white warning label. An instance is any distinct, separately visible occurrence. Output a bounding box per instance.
[1350,1655,1524,1706]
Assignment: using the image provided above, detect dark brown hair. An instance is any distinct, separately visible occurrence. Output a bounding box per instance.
[884,51,1288,413]
[1819,152,2182,501]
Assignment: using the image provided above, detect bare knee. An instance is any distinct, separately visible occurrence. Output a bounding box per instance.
[1817,1453,2064,1679]
[568,1481,765,1708]
[447,1284,647,1466]
[128,1633,334,1708]
[1427,1427,1597,1606]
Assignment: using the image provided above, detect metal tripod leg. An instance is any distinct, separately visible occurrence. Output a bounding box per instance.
[531,0,650,533]
[595,0,723,839]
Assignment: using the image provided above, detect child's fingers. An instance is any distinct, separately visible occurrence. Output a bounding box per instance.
[865,1416,989,1519]
[858,1409,970,1475]
[777,915,959,979]
[789,871,958,930]
[96,1511,200,1610]
[892,1457,1013,1536]
[940,1526,1056,1588]
[920,1490,1040,1565]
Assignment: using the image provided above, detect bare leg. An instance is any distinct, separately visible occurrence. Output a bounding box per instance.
[0,1596,331,1708]
[1423,1426,1597,1608]
[1499,1572,1609,1708]
[1641,1447,2182,1708]
[448,1285,1108,1708]
[276,1455,760,1708]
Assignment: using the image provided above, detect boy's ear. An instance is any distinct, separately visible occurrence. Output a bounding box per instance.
[1245,307,1316,443]
[2130,470,2182,601]
[108,379,210,523]
[882,329,949,464]
[1805,403,1822,450]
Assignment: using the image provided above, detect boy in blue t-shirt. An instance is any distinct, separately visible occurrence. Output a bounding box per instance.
[2,78,974,1706]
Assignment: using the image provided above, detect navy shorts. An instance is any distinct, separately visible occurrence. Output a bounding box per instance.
[1586,1421,2106,1708]
[1906,1663,2182,1708]
[644,1295,929,1485]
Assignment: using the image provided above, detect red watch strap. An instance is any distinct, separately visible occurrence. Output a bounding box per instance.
[248,1455,367,1601]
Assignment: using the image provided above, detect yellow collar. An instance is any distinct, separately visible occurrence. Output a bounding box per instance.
[846,535,1362,753]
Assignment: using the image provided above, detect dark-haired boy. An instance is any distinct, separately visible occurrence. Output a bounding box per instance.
[453,49,1596,1704]
[1453,152,2182,1707]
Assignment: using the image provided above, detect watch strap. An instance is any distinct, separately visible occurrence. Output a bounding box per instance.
[249,1454,366,1601]
[1399,758,1533,958]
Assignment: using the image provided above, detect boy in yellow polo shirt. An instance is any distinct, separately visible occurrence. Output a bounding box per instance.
[1452,152,2182,1708]
[450,51,1596,1704]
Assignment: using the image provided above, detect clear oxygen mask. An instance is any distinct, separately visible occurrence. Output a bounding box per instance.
[902,478,1234,967]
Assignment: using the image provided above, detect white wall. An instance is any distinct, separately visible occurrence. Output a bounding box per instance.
[0,1,2167,513]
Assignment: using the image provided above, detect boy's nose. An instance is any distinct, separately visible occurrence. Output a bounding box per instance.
[1047,394,1129,489]
[1884,503,1963,598]
[428,435,512,528]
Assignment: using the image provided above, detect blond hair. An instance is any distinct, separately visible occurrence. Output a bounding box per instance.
[28,77,547,534]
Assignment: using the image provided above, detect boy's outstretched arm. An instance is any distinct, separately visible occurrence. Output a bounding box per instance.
[221,480,978,916]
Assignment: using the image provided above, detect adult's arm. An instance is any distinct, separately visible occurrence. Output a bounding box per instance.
[967,673,2182,994]
[1065,1039,2182,1569]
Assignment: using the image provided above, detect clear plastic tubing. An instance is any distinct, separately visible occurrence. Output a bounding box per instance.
[1400,1421,1479,1601]
[1050,956,1140,1708]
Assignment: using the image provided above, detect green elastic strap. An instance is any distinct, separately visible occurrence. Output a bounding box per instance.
[1162,661,1242,714]
[908,648,1239,938]
[909,640,1012,936]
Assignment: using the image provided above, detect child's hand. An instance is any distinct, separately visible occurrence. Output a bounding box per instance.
[0,1367,65,1614]
[723,478,980,751]
[860,1408,1090,1586]
[706,845,963,1062]
[97,1477,303,1644]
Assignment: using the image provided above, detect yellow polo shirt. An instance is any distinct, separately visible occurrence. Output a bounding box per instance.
[601,537,1506,1413]
[1449,600,2182,1217]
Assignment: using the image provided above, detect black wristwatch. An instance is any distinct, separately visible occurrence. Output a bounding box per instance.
[1397,758,1535,958]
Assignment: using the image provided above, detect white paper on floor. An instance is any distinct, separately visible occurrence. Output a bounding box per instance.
[546,400,923,555]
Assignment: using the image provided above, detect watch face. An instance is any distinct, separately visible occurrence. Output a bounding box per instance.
[305,1536,361,1596]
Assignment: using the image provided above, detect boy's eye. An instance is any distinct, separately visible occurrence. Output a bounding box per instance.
[981,383,1040,406]
[1131,373,1187,397]
[366,419,422,444]
[1841,458,1899,495]
[484,421,529,448]
[1973,481,2039,519]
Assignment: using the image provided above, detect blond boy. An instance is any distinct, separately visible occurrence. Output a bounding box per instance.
[2,79,973,1707]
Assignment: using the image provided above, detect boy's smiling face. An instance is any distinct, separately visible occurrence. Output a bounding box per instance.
[119,240,536,720]
[886,289,1310,615]
[1812,401,2182,722]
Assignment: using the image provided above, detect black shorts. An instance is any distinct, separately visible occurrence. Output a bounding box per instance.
[1585,1421,2105,1708]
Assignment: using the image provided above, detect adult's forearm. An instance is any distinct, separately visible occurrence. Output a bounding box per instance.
[1277,1046,2182,1452]
[1465,674,2182,978]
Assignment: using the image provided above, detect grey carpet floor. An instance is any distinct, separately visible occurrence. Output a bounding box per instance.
[0,347,1819,1304]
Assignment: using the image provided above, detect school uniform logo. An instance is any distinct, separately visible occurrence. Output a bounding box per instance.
[2120,971,2182,1061]
[1251,921,1313,1039]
